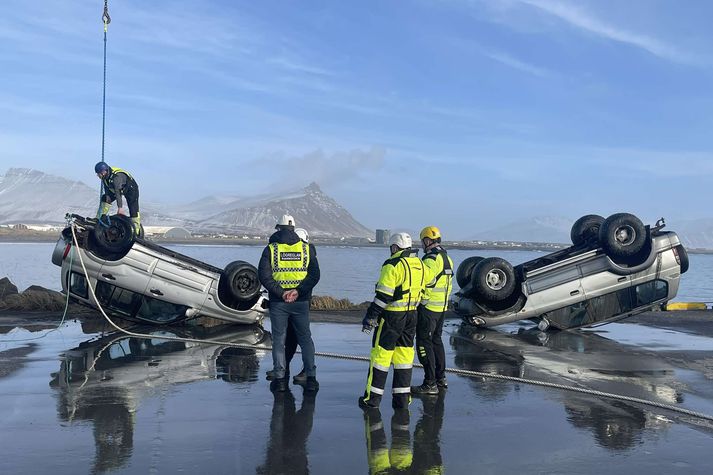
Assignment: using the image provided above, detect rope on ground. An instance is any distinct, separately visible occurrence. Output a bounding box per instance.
[69,223,713,422]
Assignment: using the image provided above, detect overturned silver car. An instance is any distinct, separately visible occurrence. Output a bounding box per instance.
[452,213,689,331]
[51,214,268,325]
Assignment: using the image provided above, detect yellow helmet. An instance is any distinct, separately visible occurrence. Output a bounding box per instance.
[420,226,441,241]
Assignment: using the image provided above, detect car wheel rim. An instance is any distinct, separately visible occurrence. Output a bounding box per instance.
[485,269,507,291]
[614,225,636,246]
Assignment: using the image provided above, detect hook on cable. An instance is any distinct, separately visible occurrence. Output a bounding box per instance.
[102,0,111,26]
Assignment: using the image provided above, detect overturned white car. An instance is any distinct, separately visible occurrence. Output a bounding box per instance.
[51,214,268,325]
[452,213,689,331]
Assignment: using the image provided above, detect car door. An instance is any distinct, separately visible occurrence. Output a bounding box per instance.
[144,255,212,312]
[97,245,157,296]
[578,254,630,300]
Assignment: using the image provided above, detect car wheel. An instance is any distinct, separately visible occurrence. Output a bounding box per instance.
[676,245,689,274]
[92,214,135,254]
[219,260,261,302]
[570,214,605,246]
[599,213,647,260]
[456,256,484,288]
[471,257,517,302]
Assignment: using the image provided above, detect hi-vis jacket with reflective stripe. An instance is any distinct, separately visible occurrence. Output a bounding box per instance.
[373,249,425,312]
[269,241,310,289]
[421,246,454,313]
[101,167,137,194]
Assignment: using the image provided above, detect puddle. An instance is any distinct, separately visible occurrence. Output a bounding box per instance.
[0,318,712,474]
[588,323,713,351]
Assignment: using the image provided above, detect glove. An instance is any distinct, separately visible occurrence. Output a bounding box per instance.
[96,202,111,219]
[362,315,377,334]
[362,301,383,333]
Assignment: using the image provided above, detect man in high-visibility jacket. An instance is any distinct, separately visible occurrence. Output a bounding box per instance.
[360,232,425,410]
[94,161,141,235]
[412,226,454,395]
[259,215,320,393]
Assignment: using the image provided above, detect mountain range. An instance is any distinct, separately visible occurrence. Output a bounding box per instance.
[0,168,372,238]
[2,168,713,248]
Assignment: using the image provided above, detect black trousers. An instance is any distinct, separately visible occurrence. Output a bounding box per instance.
[102,184,140,218]
[416,306,446,384]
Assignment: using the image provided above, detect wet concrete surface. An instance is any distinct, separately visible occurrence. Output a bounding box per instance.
[0,313,712,474]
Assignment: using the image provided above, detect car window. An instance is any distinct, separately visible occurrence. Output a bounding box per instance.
[545,279,668,329]
[633,279,668,306]
[69,272,88,299]
[135,296,189,324]
[95,281,141,316]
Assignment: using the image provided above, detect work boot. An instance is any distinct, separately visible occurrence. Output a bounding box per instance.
[266,369,289,381]
[411,383,439,396]
[358,396,380,411]
[436,377,448,389]
[292,369,307,385]
[304,376,319,393]
[269,377,288,393]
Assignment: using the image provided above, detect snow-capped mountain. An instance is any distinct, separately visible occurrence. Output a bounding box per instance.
[197,183,373,237]
[0,168,97,223]
[471,216,572,244]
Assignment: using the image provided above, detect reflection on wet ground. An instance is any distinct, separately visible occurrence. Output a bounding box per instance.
[0,318,712,474]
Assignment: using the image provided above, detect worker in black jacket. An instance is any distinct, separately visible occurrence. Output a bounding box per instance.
[258,215,320,392]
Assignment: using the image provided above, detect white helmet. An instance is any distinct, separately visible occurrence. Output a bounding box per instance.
[388,232,412,249]
[295,227,309,243]
[276,214,296,228]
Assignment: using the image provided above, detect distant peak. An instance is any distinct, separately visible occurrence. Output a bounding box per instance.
[305,182,322,193]
[5,168,42,176]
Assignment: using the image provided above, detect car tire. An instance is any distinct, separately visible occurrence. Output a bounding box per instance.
[570,214,605,246]
[456,256,484,288]
[471,257,517,302]
[676,245,689,274]
[91,214,135,254]
[219,260,261,303]
[599,213,647,260]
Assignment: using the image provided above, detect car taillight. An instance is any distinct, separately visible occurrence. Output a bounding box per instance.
[63,244,71,260]
[672,246,680,265]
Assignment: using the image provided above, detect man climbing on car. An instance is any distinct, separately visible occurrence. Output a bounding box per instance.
[94,162,141,236]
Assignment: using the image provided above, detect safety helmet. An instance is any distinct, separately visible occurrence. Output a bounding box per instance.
[388,232,412,249]
[275,214,296,228]
[295,227,309,243]
[420,226,441,241]
[94,161,110,175]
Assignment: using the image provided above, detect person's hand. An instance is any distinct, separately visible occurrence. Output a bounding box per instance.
[362,315,377,334]
[117,207,127,216]
[282,289,299,303]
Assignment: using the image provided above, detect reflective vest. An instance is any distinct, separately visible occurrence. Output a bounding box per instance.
[269,241,310,289]
[421,247,454,313]
[102,167,137,195]
[374,249,425,312]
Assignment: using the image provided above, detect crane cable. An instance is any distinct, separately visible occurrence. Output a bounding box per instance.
[96,1,112,227]
[101,0,111,162]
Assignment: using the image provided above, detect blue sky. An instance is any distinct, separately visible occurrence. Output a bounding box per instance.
[1,0,712,238]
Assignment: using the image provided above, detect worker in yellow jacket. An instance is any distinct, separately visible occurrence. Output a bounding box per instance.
[412,226,454,395]
[360,232,425,410]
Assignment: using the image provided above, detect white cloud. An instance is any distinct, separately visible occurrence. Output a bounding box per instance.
[517,0,701,65]
[483,50,552,77]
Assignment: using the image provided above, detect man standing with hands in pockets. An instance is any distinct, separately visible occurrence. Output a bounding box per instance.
[259,215,320,393]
